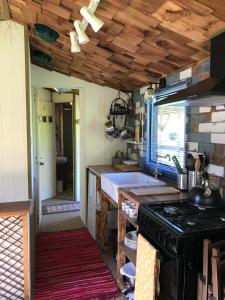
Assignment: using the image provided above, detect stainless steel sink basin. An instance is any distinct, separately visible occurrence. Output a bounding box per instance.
[101,172,166,202]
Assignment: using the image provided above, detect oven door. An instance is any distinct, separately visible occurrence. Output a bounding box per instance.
[139,230,184,300]
[158,254,184,300]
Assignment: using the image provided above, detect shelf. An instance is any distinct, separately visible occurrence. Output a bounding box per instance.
[117,197,138,292]
[117,277,127,292]
[101,190,118,208]
[119,241,136,266]
[125,140,144,145]
[119,209,137,228]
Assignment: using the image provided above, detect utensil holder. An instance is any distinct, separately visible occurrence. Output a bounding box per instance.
[112,157,123,166]
[188,171,203,191]
[177,173,188,191]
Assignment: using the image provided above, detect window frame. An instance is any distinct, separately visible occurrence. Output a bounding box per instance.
[145,81,189,182]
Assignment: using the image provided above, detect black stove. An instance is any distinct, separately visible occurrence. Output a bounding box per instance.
[138,200,225,300]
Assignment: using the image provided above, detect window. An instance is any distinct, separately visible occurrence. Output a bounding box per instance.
[151,104,186,166]
[146,82,188,181]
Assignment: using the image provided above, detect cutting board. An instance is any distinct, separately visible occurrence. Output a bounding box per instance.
[115,164,142,172]
[130,186,180,196]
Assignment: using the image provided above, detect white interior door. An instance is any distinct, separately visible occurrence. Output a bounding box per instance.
[37,100,56,201]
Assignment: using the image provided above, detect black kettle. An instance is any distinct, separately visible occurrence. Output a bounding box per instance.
[188,186,224,208]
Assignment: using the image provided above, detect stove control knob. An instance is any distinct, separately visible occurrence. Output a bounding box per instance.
[143,215,148,225]
[140,215,148,227]
[157,229,165,243]
[167,237,177,255]
[163,232,168,247]
[163,232,173,248]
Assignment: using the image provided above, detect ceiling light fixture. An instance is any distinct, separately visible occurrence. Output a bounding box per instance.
[69,0,102,53]
[53,88,72,94]
[74,20,89,44]
[80,6,104,32]
[144,78,166,104]
[144,83,156,104]
[69,31,81,53]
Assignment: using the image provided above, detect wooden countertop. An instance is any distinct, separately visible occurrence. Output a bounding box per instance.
[88,165,120,177]
[118,187,188,205]
[0,200,32,215]
[88,164,142,177]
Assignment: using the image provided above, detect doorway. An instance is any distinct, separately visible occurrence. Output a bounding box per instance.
[55,102,74,201]
[34,87,81,231]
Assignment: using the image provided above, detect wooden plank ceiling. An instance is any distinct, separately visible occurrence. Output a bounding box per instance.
[7,0,225,91]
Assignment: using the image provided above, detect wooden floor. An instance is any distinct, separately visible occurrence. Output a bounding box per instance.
[40,193,84,232]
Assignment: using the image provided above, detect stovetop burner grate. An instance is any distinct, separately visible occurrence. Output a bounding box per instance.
[143,201,225,234]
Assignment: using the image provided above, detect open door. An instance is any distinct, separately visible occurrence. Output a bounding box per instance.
[37,100,56,201]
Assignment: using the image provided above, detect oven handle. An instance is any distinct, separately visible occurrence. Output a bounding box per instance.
[138,230,181,261]
[157,251,183,264]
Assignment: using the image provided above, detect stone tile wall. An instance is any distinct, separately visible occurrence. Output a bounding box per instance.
[187,105,225,189]
[128,59,225,192]
[127,89,147,170]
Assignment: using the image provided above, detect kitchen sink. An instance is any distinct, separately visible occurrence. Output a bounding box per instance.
[101,172,166,202]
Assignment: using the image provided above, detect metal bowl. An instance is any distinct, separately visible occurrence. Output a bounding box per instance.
[34,23,59,43]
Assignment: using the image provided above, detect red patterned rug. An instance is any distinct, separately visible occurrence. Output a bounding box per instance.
[34,228,119,300]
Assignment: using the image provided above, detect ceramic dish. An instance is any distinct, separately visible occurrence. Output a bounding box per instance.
[120,262,136,286]
[124,231,137,250]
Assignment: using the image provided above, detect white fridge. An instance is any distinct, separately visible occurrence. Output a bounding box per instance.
[87,171,98,239]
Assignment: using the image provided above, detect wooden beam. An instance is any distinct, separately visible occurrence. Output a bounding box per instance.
[0,0,10,20]
[8,0,223,90]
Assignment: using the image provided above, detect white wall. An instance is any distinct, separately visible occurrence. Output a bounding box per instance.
[36,87,51,102]
[31,65,126,223]
[0,21,29,202]
[52,92,73,103]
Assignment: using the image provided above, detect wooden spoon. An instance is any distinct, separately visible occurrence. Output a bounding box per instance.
[195,157,201,172]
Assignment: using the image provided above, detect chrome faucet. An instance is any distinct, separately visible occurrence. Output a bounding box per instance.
[154,154,171,178]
